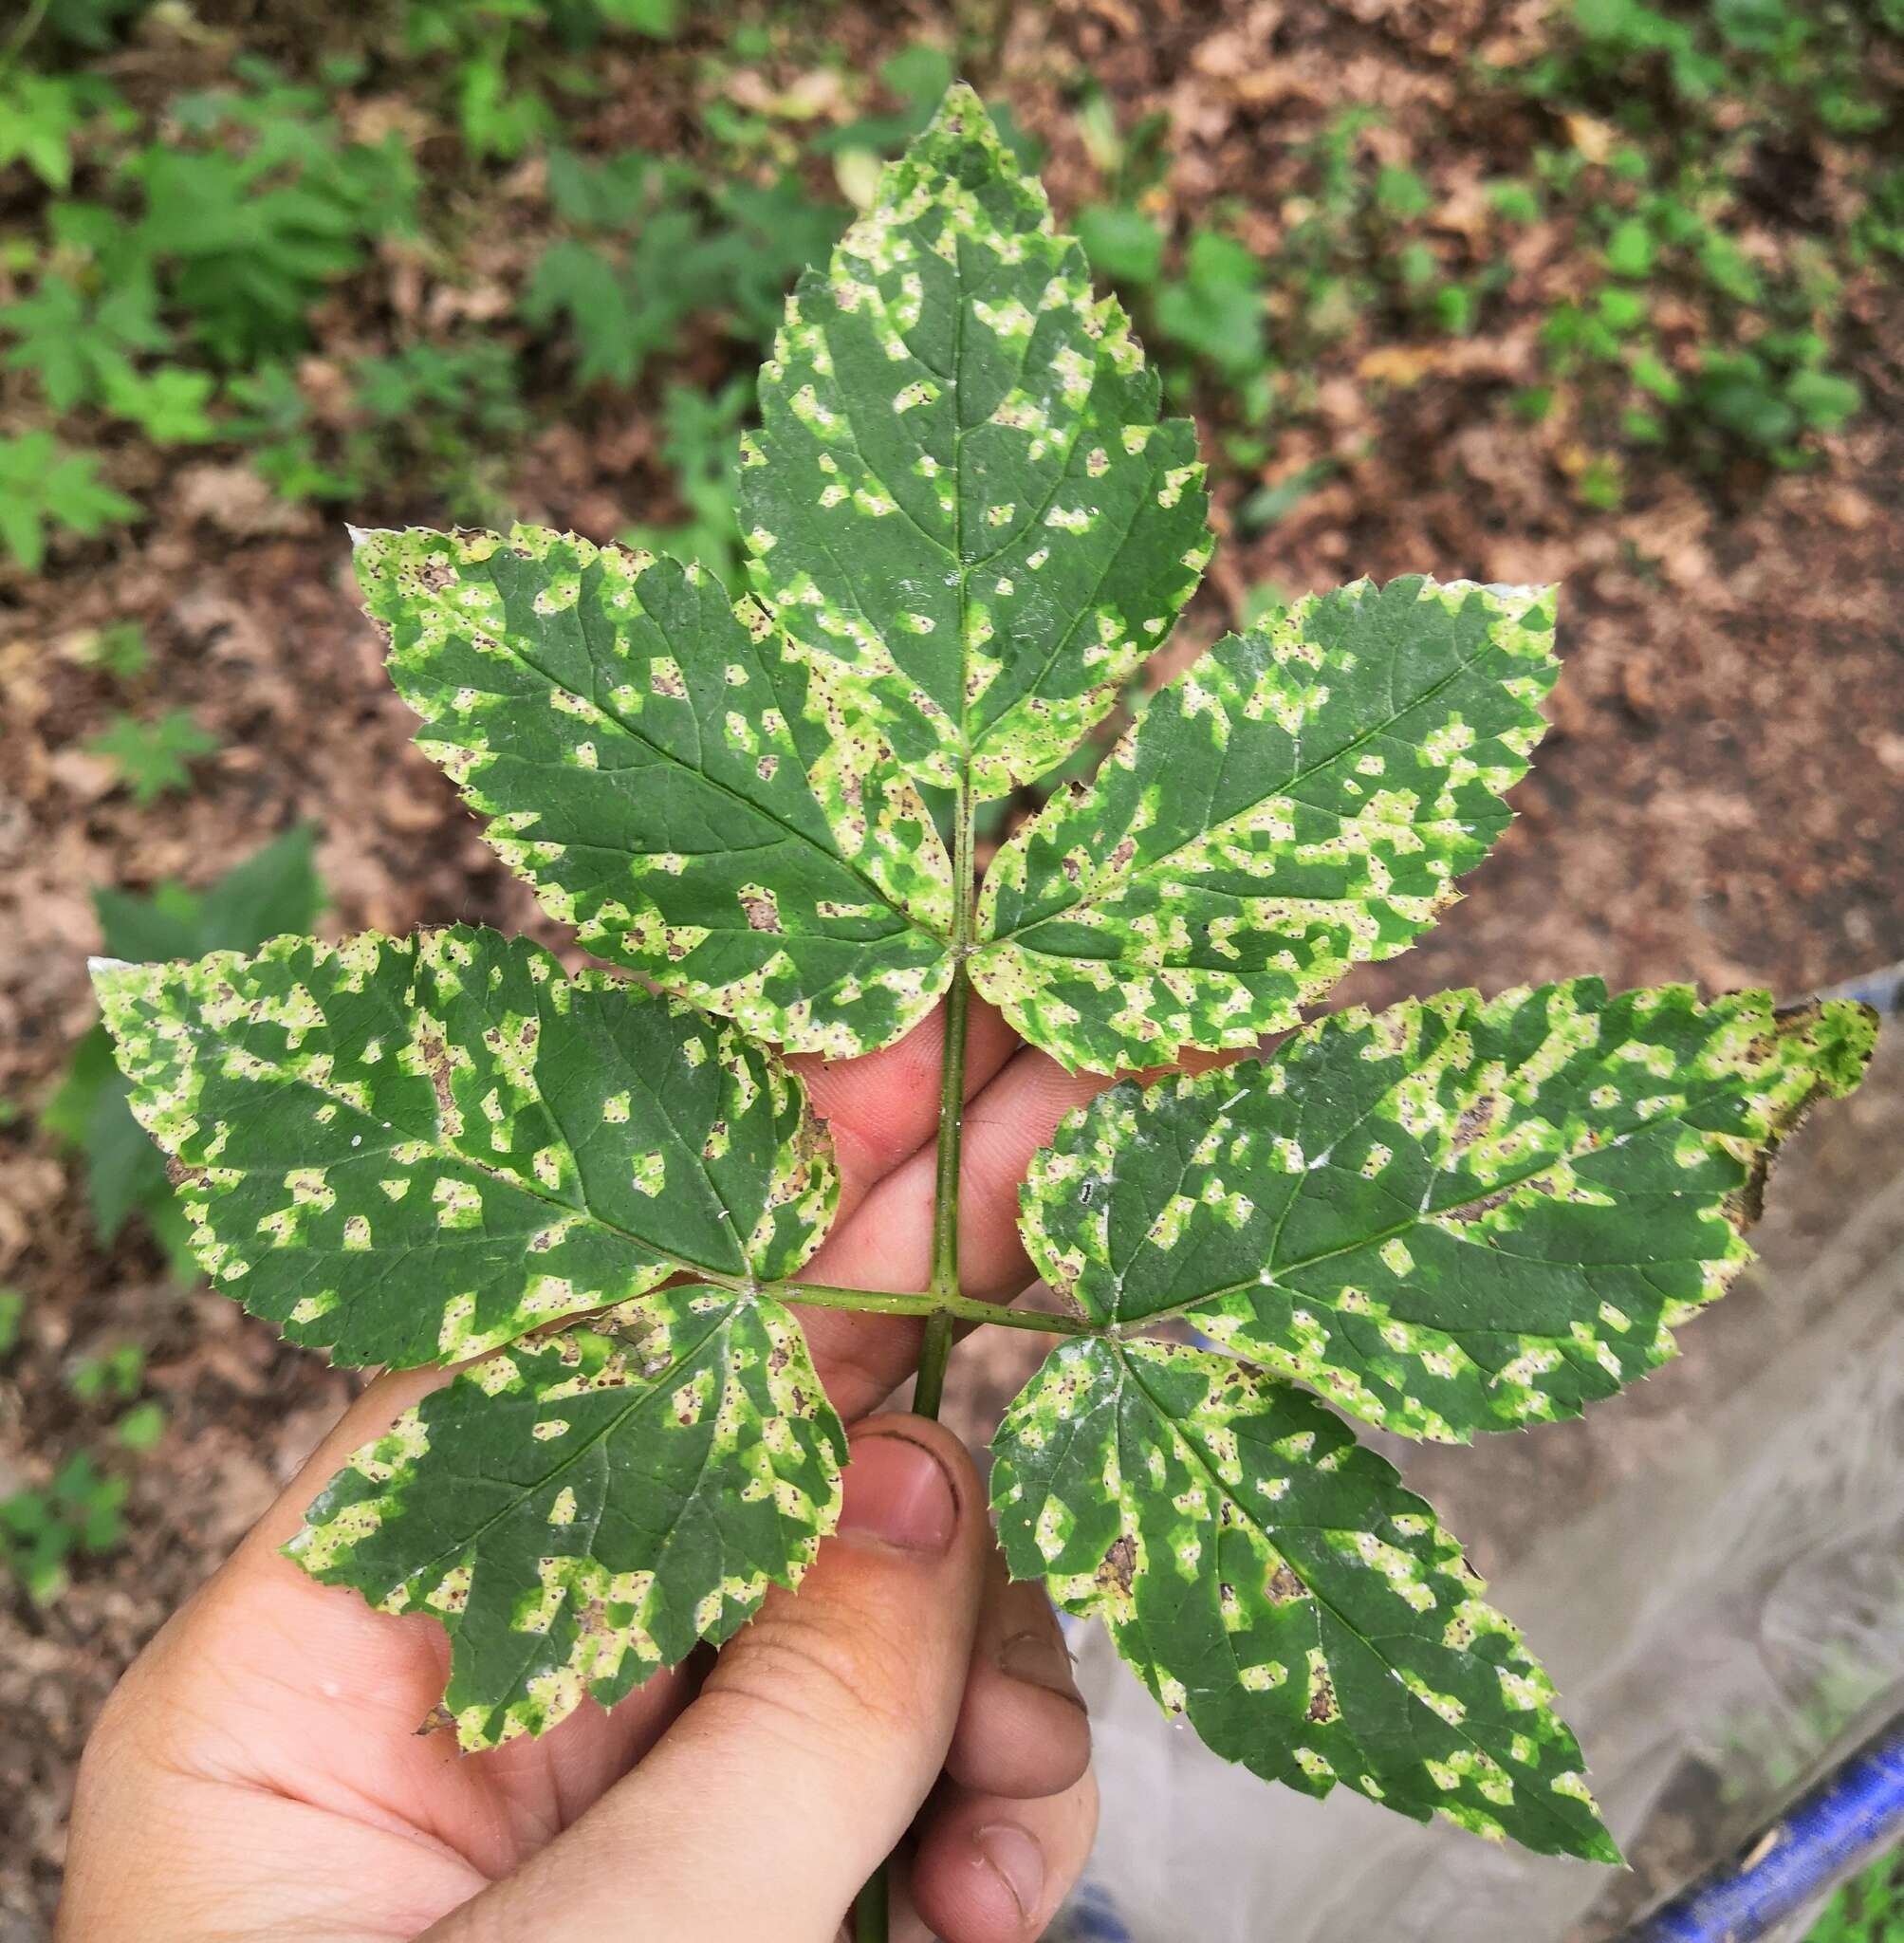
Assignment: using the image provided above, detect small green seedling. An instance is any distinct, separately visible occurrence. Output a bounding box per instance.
[0,1308,162,1603]
[76,620,153,683]
[67,1341,144,1404]
[0,432,137,572]
[0,1287,24,1357]
[83,708,218,805]
[114,1399,167,1453]
[0,1450,128,1606]
[96,93,1874,1897]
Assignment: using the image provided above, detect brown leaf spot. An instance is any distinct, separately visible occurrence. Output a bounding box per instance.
[1451,1095,1500,1151]
[1097,1533,1137,1596]
[741,896,781,934]
[1306,1664,1339,1723]
[416,1027,457,1120]
[1266,1561,1309,1604]
[1449,1184,1517,1224]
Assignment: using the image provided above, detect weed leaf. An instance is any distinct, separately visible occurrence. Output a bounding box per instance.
[92,926,838,1366]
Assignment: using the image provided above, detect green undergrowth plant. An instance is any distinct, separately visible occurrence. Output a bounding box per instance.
[95,91,1876,1917]
[0,1298,154,1613]
[82,707,219,806]
[1803,1848,1904,1943]
[0,1448,131,1607]
[617,374,751,583]
[519,145,839,389]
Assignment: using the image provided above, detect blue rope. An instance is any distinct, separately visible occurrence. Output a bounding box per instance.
[1622,1712,1904,1942]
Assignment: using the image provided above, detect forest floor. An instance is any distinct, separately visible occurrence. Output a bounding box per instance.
[1,3,1900,1935]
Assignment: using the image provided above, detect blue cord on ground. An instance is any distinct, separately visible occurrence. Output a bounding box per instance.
[1620,1712,1904,1943]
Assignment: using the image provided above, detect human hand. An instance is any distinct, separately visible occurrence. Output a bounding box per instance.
[60,997,1125,1942]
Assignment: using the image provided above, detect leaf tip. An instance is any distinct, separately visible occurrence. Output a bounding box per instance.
[343,522,406,573]
[928,77,991,130]
[87,954,147,1018]
[1583,1820,1627,1869]
[1802,994,1880,1099]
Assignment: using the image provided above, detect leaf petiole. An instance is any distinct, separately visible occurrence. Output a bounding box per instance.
[776,1281,1093,1337]
[914,773,979,1416]
[855,753,978,1940]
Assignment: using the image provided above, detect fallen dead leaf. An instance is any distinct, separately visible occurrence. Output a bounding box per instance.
[1358,344,1446,388]
[1563,112,1617,163]
[174,465,320,540]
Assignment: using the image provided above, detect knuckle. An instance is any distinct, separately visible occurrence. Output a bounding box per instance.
[1075,1761,1101,1843]
[709,1600,926,1759]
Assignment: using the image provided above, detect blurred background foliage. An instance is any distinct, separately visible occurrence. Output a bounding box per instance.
[1,0,1897,577]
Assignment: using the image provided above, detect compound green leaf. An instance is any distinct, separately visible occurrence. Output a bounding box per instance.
[973,578,1559,1074]
[359,525,953,1059]
[737,83,1212,801]
[1021,983,1876,1441]
[93,925,838,1368]
[992,1338,1617,1859]
[289,1286,843,1749]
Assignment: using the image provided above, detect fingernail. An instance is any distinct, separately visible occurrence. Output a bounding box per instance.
[837,1432,958,1553]
[974,1822,1044,1920]
[999,1628,1086,1710]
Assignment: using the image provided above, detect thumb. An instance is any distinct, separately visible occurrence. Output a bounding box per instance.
[431,1415,989,1943]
